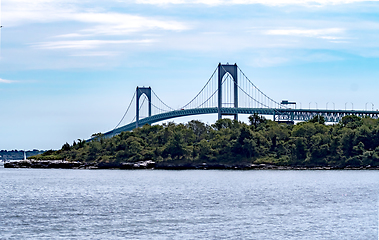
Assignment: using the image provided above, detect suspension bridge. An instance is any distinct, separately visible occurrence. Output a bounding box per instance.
[98,63,379,139]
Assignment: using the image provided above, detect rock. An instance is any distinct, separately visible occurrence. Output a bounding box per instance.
[121,160,156,169]
[4,160,83,169]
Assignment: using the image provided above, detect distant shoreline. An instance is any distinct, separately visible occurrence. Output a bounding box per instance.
[4,159,378,170]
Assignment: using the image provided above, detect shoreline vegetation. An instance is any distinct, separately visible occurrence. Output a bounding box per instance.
[7,114,379,170]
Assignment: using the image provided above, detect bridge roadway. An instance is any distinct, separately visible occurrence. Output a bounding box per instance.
[100,107,379,139]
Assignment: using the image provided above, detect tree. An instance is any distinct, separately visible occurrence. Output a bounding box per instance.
[293,137,307,162]
[198,139,213,160]
[308,115,325,125]
[341,115,362,129]
[248,113,266,128]
[186,120,208,141]
[163,132,187,159]
[61,142,70,151]
[213,118,234,130]
[91,132,103,138]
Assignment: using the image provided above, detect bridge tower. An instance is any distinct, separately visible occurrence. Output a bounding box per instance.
[218,63,238,120]
[136,86,152,128]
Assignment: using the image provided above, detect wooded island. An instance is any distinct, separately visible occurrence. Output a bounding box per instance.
[25,114,379,169]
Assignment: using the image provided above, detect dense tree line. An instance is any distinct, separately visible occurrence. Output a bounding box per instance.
[35,114,379,167]
[1,150,45,161]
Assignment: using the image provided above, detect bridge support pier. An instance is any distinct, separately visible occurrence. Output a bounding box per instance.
[136,87,152,129]
[218,63,238,121]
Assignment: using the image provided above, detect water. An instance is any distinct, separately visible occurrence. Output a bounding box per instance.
[0,168,378,239]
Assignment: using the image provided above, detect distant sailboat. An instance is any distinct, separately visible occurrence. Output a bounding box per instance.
[0,153,5,166]
[24,151,27,161]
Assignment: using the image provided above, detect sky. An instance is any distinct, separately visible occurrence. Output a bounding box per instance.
[2,0,379,150]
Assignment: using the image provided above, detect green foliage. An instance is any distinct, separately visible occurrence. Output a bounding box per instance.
[42,149,55,156]
[249,113,267,128]
[91,132,103,138]
[308,115,326,125]
[341,115,363,129]
[32,114,379,167]
[61,142,71,151]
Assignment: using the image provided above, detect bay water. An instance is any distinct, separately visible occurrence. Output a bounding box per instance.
[0,168,378,239]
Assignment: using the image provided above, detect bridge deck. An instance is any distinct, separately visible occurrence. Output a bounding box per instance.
[96,107,379,139]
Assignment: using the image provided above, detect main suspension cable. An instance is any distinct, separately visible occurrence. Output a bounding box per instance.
[114,91,136,129]
[237,66,286,109]
[181,66,218,109]
[152,89,175,111]
[220,65,286,116]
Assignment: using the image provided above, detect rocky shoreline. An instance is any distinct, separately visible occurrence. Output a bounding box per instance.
[3,159,379,170]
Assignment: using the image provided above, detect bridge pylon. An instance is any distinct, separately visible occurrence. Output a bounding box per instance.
[136,86,152,128]
[218,63,238,120]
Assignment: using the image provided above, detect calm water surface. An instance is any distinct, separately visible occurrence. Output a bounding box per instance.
[0,168,378,239]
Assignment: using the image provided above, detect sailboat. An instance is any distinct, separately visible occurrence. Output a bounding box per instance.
[23,151,27,161]
[0,153,6,166]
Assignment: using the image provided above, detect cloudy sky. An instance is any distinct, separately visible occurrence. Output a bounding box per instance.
[2,0,379,150]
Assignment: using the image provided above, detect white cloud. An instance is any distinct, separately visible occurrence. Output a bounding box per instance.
[0,78,17,83]
[33,39,154,50]
[264,28,346,42]
[136,0,378,6]
[247,50,345,68]
[74,13,189,36]
[2,0,378,71]
[265,28,344,37]
[2,1,189,33]
[2,0,76,27]
[70,51,119,57]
